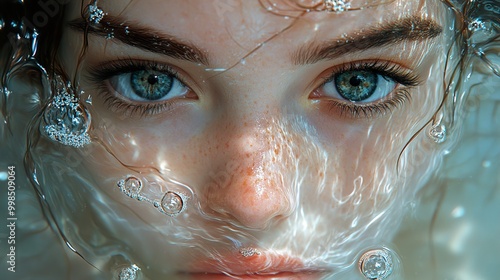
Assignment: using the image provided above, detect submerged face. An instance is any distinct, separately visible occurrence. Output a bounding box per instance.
[32,0,457,278]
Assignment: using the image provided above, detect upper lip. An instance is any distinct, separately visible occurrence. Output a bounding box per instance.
[183,250,325,276]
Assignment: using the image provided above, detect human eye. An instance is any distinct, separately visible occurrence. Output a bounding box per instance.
[88,59,196,116]
[311,61,421,118]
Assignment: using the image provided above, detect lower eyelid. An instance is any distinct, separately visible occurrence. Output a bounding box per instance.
[97,79,197,117]
[320,88,412,119]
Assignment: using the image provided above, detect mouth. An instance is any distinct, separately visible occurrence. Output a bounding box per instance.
[180,249,327,279]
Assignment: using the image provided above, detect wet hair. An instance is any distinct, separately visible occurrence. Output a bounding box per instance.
[1,0,65,71]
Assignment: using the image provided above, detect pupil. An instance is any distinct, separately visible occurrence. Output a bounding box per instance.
[148,75,159,85]
[334,70,378,102]
[349,76,362,87]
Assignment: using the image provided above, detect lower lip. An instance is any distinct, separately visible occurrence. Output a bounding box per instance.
[181,253,326,280]
[183,271,325,280]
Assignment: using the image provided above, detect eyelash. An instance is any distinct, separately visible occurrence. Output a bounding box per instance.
[88,59,191,117]
[318,60,421,118]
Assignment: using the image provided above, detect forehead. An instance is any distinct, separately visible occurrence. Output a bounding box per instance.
[70,0,449,53]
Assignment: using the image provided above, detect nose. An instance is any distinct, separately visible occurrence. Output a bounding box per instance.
[202,122,293,229]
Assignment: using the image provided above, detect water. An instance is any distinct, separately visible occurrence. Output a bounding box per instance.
[160,191,185,216]
[1,1,500,279]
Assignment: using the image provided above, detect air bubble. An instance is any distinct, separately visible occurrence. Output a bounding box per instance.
[85,95,92,105]
[468,19,485,32]
[429,124,446,143]
[124,177,142,194]
[161,191,185,216]
[118,264,140,280]
[324,0,352,12]
[43,88,91,148]
[358,249,393,280]
[87,1,105,24]
[106,30,115,40]
[88,3,105,24]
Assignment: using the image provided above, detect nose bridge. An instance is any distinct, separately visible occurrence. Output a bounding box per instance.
[203,114,294,229]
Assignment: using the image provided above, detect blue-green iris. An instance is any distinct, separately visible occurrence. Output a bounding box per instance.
[334,70,378,102]
[131,70,173,101]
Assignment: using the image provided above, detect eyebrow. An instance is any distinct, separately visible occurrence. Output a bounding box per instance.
[69,15,210,65]
[292,17,443,65]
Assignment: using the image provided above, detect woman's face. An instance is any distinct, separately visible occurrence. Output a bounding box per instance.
[37,0,455,278]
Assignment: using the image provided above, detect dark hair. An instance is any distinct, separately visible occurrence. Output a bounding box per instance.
[0,0,67,75]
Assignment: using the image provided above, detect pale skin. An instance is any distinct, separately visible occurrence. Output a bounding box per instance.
[51,0,457,278]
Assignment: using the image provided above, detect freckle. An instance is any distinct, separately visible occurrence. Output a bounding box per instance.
[274,148,279,155]
[225,142,230,148]
[319,172,324,177]
[262,192,270,200]
[246,167,253,176]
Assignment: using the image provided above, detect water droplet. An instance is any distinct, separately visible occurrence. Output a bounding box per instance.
[324,0,352,12]
[240,59,246,65]
[482,160,491,168]
[118,264,140,280]
[358,249,393,280]
[429,124,446,143]
[239,247,261,257]
[468,19,485,32]
[0,19,5,30]
[43,83,91,148]
[85,95,92,105]
[124,177,142,194]
[106,29,115,40]
[204,68,227,72]
[124,26,130,35]
[88,3,105,24]
[161,191,185,216]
